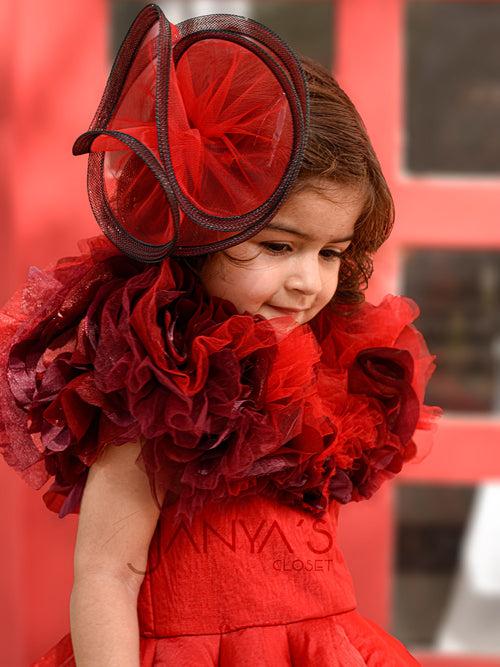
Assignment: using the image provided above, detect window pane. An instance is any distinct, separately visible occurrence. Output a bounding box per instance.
[402,248,500,414]
[405,1,500,174]
[394,482,500,655]
[112,1,334,69]
[247,1,334,70]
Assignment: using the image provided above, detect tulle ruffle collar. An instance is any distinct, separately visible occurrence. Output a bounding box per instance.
[0,236,442,524]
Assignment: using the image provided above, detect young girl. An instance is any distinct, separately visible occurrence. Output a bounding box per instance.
[0,5,442,666]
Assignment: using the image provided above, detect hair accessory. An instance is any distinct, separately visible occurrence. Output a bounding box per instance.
[72,4,309,262]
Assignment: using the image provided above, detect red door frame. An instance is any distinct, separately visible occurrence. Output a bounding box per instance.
[334,1,500,665]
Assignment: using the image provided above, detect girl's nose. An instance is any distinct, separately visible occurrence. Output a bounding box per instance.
[284,254,323,295]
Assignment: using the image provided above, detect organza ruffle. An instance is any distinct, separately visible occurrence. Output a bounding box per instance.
[0,236,442,524]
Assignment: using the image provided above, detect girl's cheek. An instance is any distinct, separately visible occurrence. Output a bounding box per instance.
[317,271,339,304]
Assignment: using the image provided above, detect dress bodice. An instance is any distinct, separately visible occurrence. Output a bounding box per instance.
[33,493,420,666]
[137,494,357,637]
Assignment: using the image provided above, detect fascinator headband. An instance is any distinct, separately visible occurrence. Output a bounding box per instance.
[72,4,309,262]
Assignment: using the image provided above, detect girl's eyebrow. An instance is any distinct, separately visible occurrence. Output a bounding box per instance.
[265,222,353,243]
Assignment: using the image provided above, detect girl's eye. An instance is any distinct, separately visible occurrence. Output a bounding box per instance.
[261,242,344,261]
[319,249,344,261]
[261,242,292,254]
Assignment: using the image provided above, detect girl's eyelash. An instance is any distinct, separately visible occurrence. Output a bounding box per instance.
[260,242,346,260]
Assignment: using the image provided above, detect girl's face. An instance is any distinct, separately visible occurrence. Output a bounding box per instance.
[200,181,365,326]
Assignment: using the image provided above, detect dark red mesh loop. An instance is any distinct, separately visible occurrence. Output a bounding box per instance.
[76,130,179,263]
[72,4,309,262]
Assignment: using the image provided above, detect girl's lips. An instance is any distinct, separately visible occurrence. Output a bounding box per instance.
[268,305,303,315]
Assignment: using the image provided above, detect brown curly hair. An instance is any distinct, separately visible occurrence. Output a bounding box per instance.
[293,55,394,306]
[181,54,394,308]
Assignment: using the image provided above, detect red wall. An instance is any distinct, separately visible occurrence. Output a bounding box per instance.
[0,2,107,663]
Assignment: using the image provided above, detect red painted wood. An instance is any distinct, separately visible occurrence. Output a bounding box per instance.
[395,182,500,247]
[403,418,500,482]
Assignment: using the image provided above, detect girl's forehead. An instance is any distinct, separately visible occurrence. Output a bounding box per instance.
[269,181,365,234]
[287,178,367,207]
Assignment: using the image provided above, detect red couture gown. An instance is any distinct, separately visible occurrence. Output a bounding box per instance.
[33,492,419,666]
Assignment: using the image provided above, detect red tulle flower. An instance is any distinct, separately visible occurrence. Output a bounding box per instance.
[0,236,442,524]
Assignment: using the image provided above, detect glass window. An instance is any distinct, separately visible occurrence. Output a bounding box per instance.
[401,248,500,414]
[394,482,500,655]
[111,0,334,69]
[405,1,500,174]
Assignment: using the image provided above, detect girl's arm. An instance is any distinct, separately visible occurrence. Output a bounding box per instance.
[70,441,164,667]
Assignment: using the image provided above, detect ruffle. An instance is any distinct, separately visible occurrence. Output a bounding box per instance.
[31,610,419,666]
[0,235,442,524]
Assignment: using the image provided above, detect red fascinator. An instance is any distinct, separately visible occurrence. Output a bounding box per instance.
[72,4,309,262]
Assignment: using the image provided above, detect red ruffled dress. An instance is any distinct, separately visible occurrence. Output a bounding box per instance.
[0,237,442,666]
